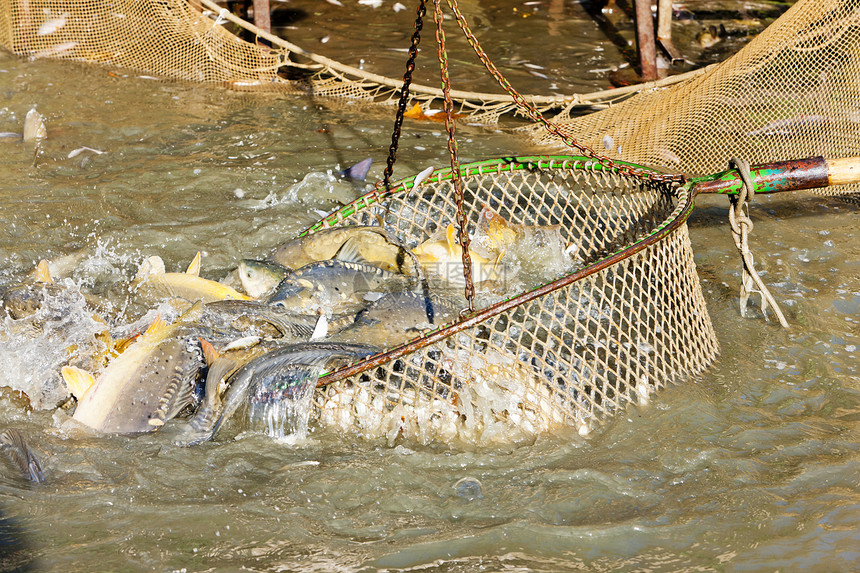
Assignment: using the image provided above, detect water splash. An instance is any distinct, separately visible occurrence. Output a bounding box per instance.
[247,364,324,441]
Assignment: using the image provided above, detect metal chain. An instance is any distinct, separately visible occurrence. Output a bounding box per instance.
[381,0,427,192]
[434,0,476,313]
[445,0,685,185]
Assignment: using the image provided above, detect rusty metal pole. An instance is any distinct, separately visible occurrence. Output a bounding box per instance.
[634,0,657,81]
[252,0,271,33]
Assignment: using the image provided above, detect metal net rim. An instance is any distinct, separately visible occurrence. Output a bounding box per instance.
[313,155,695,387]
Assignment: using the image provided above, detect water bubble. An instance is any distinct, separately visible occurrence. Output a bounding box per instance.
[453,477,483,500]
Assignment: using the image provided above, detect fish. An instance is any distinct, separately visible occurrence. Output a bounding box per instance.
[0,429,45,483]
[199,299,346,340]
[132,253,251,303]
[181,342,380,443]
[37,13,68,36]
[2,260,59,319]
[237,259,289,298]
[412,223,503,288]
[22,108,46,143]
[270,225,415,274]
[338,157,373,181]
[173,340,239,446]
[62,304,207,433]
[266,243,415,316]
[472,206,576,280]
[330,290,459,348]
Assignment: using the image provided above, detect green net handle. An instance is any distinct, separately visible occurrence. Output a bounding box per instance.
[690,156,860,195]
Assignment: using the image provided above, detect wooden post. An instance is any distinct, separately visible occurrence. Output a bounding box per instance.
[656,0,682,61]
[252,0,271,33]
[634,0,657,81]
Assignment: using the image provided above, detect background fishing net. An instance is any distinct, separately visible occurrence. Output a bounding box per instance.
[1,0,858,182]
[522,0,860,188]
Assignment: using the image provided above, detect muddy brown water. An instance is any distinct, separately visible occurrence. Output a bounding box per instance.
[2,1,859,571]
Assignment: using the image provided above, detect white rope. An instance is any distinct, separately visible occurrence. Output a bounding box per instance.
[728,157,789,328]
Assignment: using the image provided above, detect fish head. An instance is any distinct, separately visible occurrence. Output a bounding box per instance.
[267,278,317,313]
[238,259,285,298]
[477,206,517,253]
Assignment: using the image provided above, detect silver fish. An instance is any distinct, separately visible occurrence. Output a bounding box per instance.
[330,290,459,348]
[176,357,238,446]
[237,259,290,298]
[200,299,322,340]
[266,259,414,316]
[184,342,379,443]
[0,429,44,483]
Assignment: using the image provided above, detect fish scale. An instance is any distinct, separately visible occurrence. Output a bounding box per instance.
[266,259,414,315]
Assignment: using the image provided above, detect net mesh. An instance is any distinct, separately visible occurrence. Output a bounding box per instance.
[523,0,860,190]
[2,0,857,181]
[0,0,573,124]
[310,159,718,444]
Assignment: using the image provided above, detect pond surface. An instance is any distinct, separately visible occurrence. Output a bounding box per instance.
[2,1,859,571]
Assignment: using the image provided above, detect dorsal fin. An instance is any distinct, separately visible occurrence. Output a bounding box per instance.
[338,157,373,181]
[144,314,166,336]
[185,252,201,276]
[445,224,459,253]
[61,365,97,400]
[403,102,426,119]
[333,237,367,264]
[35,259,53,284]
[134,255,165,284]
[199,338,219,366]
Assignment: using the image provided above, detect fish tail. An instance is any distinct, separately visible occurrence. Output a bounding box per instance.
[0,429,45,483]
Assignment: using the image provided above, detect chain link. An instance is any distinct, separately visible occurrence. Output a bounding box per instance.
[434,0,476,312]
[445,0,685,185]
[381,0,427,192]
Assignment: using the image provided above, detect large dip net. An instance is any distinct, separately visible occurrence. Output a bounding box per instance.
[2,0,858,444]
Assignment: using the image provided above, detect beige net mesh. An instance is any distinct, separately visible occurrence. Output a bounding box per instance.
[522,0,860,190]
[2,0,857,180]
[307,158,718,444]
[0,0,581,124]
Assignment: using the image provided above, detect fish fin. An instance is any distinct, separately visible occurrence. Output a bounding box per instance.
[185,252,202,276]
[310,314,328,340]
[338,157,373,181]
[144,313,166,336]
[333,237,367,264]
[445,224,460,255]
[199,338,219,366]
[61,365,96,400]
[112,331,141,355]
[492,250,505,273]
[35,259,53,284]
[0,429,44,483]
[177,300,205,323]
[133,255,165,284]
[403,102,426,120]
[412,166,434,187]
